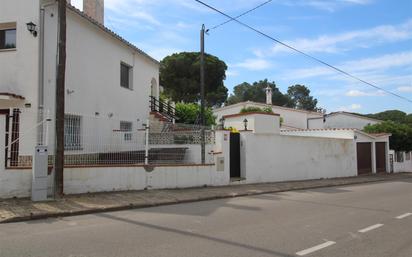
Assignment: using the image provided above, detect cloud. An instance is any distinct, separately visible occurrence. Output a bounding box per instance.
[338,103,362,111]
[290,51,412,80]
[398,86,412,93]
[233,59,272,71]
[269,19,412,55]
[275,0,372,12]
[345,90,385,97]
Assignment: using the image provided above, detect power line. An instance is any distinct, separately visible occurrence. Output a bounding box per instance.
[208,0,273,31]
[195,0,412,104]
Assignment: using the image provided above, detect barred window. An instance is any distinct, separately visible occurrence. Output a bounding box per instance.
[64,115,82,150]
[120,121,132,141]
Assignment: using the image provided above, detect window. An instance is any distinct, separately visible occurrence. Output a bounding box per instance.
[120,121,132,141]
[406,152,411,161]
[64,115,82,150]
[120,63,132,89]
[0,22,16,50]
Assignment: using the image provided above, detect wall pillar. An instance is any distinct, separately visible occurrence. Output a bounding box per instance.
[371,141,377,174]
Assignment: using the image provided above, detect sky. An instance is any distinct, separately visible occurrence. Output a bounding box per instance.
[71,0,412,114]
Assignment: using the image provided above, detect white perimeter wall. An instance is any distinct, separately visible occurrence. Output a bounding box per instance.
[240,132,357,183]
[0,131,231,199]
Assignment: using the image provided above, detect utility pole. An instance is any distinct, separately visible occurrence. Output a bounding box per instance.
[200,24,206,164]
[54,0,67,197]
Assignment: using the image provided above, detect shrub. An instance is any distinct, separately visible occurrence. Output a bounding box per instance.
[175,103,216,126]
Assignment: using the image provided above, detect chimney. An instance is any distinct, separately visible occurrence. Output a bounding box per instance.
[83,0,104,24]
[265,86,272,105]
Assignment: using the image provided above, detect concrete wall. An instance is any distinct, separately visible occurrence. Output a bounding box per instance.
[325,113,380,130]
[240,132,357,183]
[224,113,280,134]
[0,131,231,199]
[390,150,412,173]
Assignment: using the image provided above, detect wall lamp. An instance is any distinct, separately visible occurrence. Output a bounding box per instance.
[26,22,38,37]
[243,118,248,131]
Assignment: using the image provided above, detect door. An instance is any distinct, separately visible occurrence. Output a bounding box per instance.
[357,142,372,175]
[230,132,241,178]
[375,142,386,173]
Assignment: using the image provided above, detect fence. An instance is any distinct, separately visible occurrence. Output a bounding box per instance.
[3,109,215,168]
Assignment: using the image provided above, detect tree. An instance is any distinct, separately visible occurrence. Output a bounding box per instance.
[160,52,228,107]
[364,121,412,151]
[365,110,408,125]
[286,84,318,111]
[175,103,216,126]
[226,79,289,106]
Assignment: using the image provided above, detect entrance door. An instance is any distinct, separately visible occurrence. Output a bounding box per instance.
[357,142,372,175]
[375,142,386,173]
[230,133,241,178]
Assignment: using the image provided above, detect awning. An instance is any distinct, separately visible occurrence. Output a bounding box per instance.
[0,93,26,108]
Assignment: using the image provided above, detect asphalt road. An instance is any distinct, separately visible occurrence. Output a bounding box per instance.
[1,178,411,257]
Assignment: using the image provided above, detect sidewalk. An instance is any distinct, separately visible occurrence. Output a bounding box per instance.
[1,173,411,223]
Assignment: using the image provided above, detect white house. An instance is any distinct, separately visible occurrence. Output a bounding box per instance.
[308,111,381,130]
[0,0,160,167]
[214,101,324,130]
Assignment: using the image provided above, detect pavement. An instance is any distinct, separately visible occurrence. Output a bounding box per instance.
[0,173,411,257]
[0,173,411,224]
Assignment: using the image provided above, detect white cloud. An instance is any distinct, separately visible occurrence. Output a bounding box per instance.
[275,0,372,12]
[398,86,412,92]
[269,19,412,55]
[345,90,385,97]
[338,103,362,111]
[290,51,412,80]
[233,59,272,71]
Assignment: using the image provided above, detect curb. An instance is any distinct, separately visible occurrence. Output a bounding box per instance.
[1,174,410,224]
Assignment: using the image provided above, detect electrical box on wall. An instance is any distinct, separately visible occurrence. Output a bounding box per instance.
[32,146,49,201]
[216,157,225,172]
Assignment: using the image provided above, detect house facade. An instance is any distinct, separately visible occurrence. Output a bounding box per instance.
[0,0,160,166]
[308,111,381,130]
[213,101,324,130]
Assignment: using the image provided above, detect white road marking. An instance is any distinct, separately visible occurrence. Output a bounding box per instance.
[358,224,384,233]
[396,213,412,219]
[296,241,336,256]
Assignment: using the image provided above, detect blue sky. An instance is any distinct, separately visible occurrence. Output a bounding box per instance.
[72,0,412,114]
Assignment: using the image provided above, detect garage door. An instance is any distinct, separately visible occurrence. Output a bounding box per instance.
[357,142,372,175]
[375,142,386,173]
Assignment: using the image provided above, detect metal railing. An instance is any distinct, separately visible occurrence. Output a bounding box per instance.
[3,109,214,168]
[149,96,178,122]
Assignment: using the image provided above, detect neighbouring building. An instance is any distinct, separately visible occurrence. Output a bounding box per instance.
[308,111,382,130]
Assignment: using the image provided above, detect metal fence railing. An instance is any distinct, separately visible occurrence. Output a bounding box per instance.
[3,109,215,168]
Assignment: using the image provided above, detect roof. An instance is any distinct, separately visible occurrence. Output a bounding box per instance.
[0,93,25,100]
[214,101,323,116]
[67,4,159,65]
[281,128,391,139]
[326,111,382,123]
[223,112,280,119]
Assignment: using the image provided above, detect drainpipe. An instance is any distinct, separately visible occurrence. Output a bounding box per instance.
[37,6,45,145]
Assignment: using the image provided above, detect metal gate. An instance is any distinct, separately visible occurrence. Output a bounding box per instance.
[375,142,386,173]
[230,132,241,178]
[357,142,372,175]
